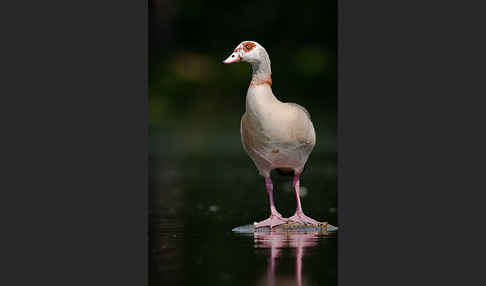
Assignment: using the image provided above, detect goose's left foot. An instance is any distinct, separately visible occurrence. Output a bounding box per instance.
[287,210,321,226]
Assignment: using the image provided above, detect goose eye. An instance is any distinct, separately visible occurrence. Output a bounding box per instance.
[246,45,252,50]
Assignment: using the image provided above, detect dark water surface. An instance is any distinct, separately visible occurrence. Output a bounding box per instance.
[150,143,337,285]
[152,217,336,286]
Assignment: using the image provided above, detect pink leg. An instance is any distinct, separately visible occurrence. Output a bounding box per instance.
[254,176,287,229]
[288,173,321,225]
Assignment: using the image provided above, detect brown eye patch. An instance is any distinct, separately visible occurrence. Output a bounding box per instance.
[242,42,256,52]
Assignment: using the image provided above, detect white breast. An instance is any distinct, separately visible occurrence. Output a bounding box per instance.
[246,85,314,142]
[243,85,316,174]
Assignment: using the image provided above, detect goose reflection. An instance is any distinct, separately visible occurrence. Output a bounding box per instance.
[254,230,327,286]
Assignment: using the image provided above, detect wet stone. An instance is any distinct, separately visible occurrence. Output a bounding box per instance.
[232,221,338,233]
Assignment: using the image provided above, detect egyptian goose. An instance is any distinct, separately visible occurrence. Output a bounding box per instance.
[223,41,321,228]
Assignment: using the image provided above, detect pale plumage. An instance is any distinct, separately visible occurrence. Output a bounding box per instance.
[224,41,322,228]
[241,85,315,178]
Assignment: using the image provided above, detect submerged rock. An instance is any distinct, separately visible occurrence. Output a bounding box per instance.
[232,221,338,233]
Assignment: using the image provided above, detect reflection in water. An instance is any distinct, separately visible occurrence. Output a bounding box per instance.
[254,230,328,286]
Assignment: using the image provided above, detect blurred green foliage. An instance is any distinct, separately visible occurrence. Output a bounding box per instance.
[149,0,337,155]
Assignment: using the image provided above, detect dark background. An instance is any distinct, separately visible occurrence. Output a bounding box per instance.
[149,0,337,162]
[149,0,337,213]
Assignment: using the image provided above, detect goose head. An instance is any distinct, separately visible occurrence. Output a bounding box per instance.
[223,41,269,65]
